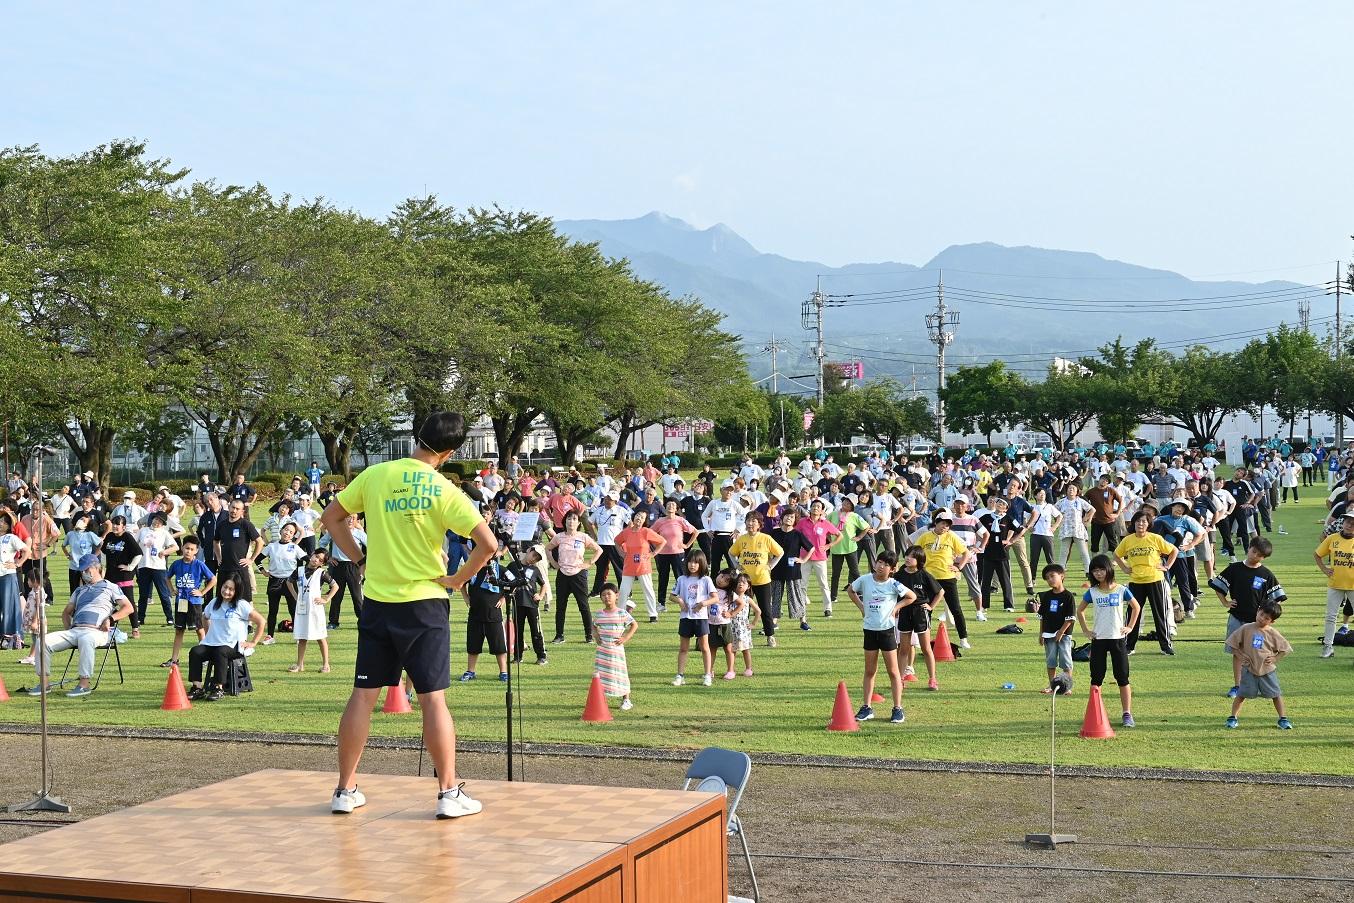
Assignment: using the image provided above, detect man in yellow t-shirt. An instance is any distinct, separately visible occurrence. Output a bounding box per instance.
[1113,511,1178,655]
[914,510,972,646]
[1314,513,1354,657]
[729,512,785,645]
[321,411,496,821]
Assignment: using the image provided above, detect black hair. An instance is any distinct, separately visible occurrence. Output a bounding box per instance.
[686,550,709,577]
[181,535,200,548]
[1257,600,1283,621]
[875,549,898,568]
[416,411,468,455]
[905,544,927,567]
[1249,536,1274,557]
[1042,562,1066,580]
[212,575,244,611]
[1088,554,1115,586]
[600,582,618,594]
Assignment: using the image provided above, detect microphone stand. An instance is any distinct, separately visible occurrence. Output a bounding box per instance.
[10,447,71,813]
[496,531,528,782]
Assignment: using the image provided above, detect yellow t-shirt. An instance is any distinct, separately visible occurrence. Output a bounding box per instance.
[1316,533,1354,591]
[974,471,993,496]
[918,530,967,582]
[729,532,784,587]
[1114,532,1174,584]
[336,458,484,603]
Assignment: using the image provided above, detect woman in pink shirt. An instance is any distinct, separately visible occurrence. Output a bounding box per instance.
[795,499,842,626]
[651,499,699,614]
[545,510,601,643]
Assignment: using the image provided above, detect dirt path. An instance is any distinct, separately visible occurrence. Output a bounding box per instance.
[1,733,1351,902]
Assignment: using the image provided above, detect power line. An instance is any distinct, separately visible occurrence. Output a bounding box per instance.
[816,260,1335,282]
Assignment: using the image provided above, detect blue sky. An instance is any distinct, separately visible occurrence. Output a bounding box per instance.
[7,2,1351,279]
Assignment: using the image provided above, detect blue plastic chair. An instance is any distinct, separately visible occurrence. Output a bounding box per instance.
[683,747,758,903]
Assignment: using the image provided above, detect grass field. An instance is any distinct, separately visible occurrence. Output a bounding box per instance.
[3,483,1353,774]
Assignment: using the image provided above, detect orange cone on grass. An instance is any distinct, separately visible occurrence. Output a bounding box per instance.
[1079,685,1116,739]
[160,664,191,711]
[932,621,956,662]
[505,620,516,657]
[827,681,860,732]
[870,691,885,702]
[581,675,613,723]
[382,684,412,714]
[0,671,9,701]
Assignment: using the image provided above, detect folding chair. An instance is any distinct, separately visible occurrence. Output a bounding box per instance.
[683,747,758,903]
[56,631,124,691]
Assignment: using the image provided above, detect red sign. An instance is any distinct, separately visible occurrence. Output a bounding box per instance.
[664,425,689,438]
[829,361,863,380]
[803,410,815,431]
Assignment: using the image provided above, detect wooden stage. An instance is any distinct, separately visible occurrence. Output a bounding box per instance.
[0,769,728,902]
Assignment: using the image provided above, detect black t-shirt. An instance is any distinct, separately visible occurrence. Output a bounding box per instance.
[101,532,143,581]
[840,474,864,496]
[979,512,1015,558]
[1218,561,1278,624]
[897,568,942,606]
[768,527,810,581]
[217,517,260,567]
[196,509,225,560]
[226,482,257,504]
[77,507,105,536]
[680,495,710,532]
[1037,589,1076,637]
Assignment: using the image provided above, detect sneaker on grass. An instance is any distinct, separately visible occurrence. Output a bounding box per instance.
[1121,712,1136,728]
[66,685,92,698]
[890,706,905,724]
[1277,717,1293,730]
[672,674,685,687]
[855,705,874,722]
[331,786,366,815]
[1226,686,1240,698]
[1225,715,1239,729]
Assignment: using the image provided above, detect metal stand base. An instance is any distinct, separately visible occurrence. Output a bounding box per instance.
[9,791,72,814]
[1024,832,1078,848]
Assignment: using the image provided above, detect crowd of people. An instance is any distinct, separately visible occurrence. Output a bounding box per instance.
[1,433,1347,729]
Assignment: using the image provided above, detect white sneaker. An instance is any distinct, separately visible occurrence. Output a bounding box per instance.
[701,673,713,687]
[672,674,685,687]
[960,639,972,649]
[1322,645,1336,659]
[975,610,988,622]
[261,636,276,646]
[620,698,633,711]
[436,783,483,819]
[332,786,366,814]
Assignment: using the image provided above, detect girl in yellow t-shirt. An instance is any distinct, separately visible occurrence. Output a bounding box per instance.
[729,512,784,646]
[1113,511,1178,656]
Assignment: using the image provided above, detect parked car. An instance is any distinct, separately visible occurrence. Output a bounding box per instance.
[907,441,936,457]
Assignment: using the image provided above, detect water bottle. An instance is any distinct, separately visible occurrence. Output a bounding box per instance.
[1001,682,1016,691]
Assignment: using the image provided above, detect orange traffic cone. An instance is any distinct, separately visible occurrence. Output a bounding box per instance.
[505,620,516,656]
[870,691,885,702]
[382,684,412,714]
[0,671,9,701]
[1015,617,1027,624]
[1079,685,1116,739]
[581,675,613,723]
[161,664,191,711]
[827,681,860,732]
[932,621,956,662]
[902,670,918,682]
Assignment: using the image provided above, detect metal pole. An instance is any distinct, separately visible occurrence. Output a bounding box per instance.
[815,277,825,411]
[1338,262,1344,448]
[9,450,71,814]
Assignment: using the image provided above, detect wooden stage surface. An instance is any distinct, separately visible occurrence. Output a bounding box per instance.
[0,769,728,903]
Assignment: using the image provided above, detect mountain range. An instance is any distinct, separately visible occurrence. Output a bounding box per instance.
[556,212,1322,389]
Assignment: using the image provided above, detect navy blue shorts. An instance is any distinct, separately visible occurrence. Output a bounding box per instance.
[678,618,710,639]
[354,598,451,694]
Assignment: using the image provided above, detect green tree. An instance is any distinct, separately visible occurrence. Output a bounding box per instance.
[941,361,1021,446]
[0,141,188,485]
[124,410,189,482]
[1017,370,1101,451]
[765,393,807,449]
[1151,346,1253,444]
[1244,325,1326,440]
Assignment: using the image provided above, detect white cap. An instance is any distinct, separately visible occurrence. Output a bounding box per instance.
[933,508,954,522]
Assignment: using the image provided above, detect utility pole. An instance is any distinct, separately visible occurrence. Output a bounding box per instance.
[1329,262,1346,446]
[801,278,827,446]
[925,271,958,443]
[760,336,787,395]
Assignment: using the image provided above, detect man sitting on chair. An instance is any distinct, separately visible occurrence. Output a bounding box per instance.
[30,553,132,698]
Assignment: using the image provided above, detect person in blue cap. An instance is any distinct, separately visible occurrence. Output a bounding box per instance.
[29,553,133,698]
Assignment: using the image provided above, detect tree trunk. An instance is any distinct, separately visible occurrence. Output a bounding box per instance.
[59,420,118,488]
[491,410,537,468]
[612,409,635,461]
